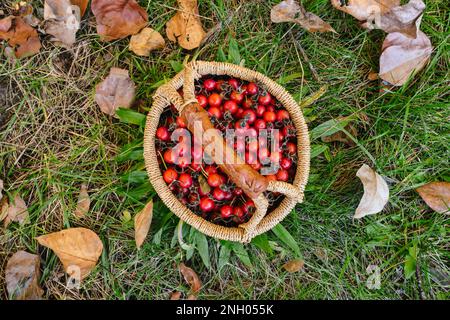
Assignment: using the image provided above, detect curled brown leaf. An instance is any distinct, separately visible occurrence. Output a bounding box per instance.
[91,0,148,41]
[416,182,450,214]
[4,194,28,227]
[179,263,202,294]
[0,16,41,58]
[44,0,81,47]
[129,27,165,56]
[74,184,90,218]
[166,0,206,50]
[283,259,305,273]
[95,67,136,116]
[6,251,44,300]
[134,200,153,249]
[170,291,182,300]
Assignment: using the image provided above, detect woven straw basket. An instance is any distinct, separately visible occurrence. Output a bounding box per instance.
[144,61,310,243]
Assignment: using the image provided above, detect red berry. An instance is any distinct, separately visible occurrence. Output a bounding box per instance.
[208,93,222,108]
[213,187,227,201]
[282,125,296,137]
[258,93,272,105]
[259,147,270,162]
[192,147,203,163]
[196,95,208,108]
[280,157,292,170]
[176,116,187,128]
[199,197,215,212]
[276,110,290,121]
[163,168,178,184]
[223,100,238,114]
[205,165,217,175]
[191,163,202,171]
[230,91,244,104]
[243,200,255,213]
[286,142,297,154]
[256,105,266,117]
[208,106,223,119]
[242,97,253,109]
[235,108,244,119]
[242,109,256,124]
[220,205,234,219]
[270,151,281,164]
[265,105,275,113]
[203,79,216,91]
[245,151,257,164]
[215,79,225,91]
[247,82,258,95]
[156,126,170,141]
[207,173,224,187]
[228,78,239,90]
[233,188,243,196]
[163,149,175,164]
[263,111,276,123]
[254,119,266,130]
[276,169,289,182]
[178,173,193,188]
[233,206,245,218]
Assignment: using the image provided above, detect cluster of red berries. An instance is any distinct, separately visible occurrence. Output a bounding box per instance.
[156,76,298,226]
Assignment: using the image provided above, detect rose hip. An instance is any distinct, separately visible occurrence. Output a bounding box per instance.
[178,173,193,188]
[163,168,178,184]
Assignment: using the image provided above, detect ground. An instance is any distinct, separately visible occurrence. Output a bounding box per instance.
[0,0,449,300]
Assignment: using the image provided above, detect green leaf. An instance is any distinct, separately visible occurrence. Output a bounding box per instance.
[228,37,241,65]
[272,223,301,257]
[218,243,232,270]
[277,72,303,86]
[404,244,419,279]
[121,170,148,184]
[116,108,146,126]
[153,227,163,245]
[194,231,211,269]
[251,234,273,256]
[310,117,352,141]
[117,181,154,201]
[217,46,227,62]
[170,60,184,73]
[310,144,329,159]
[116,140,143,163]
[231,243,252,268]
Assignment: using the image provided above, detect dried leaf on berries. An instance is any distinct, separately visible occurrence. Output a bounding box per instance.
[4,194,28,228]
[91,0,148,41]
[166,0,206,50]
[416,182,450,214]
[43,0,81,47]
[379,30,432,86]
[134,200,153,249]
[179,263,202,294]
[129,27,165,56]
[0,16,41,58]
[95,67,136,116]
[198,175,211,195]
[36,228,103,279]
[74,184,90,218]
[5,251,44,300]
[271,0,335,33]
[354,165,389,219]
[283,259,305,273]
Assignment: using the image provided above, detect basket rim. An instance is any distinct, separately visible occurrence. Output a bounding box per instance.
[143,61,310,242]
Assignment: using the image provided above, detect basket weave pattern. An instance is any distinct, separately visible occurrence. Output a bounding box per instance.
[144,61,310,242]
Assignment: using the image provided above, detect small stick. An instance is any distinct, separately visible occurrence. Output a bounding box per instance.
[290,32,320,82]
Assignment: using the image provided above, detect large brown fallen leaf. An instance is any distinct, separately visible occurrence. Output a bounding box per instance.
[416,182,450,214]
[95,67,136,116]
[44,0,81,47]
[91,0,148,41]
[74,184,90,218]
[134,200,153,249]
[71,0,89,17]
[4,194,28,227]
[0,16,41,58]
[36,227,103,280]
[179,263,202,294]
[129,27,165,56]
[5,251,44,300]
[283,259,305,273]
[379,30,432,86]
[271,0,335,33]
[331,0,425,38]
[354,164,389,219]
[166,0,206,50]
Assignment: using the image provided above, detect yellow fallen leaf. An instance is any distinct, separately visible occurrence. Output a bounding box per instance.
[36,227,103,280]
[134,200,153,249]
[129,27,165,56]
[354,164,389,219]
[416,182,450,214]
[166,0,206,50]
[5,251,44,300]
[74,184,90,218]
[283,259,305,273]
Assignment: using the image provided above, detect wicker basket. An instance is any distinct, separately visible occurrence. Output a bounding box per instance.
[143,61,310,243]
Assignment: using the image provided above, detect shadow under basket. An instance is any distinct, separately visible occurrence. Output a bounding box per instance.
[143,61,310,243]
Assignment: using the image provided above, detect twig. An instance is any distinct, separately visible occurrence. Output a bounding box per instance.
[290,32,320,82]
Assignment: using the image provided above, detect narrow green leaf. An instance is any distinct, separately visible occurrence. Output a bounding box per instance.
[310,117,353,140]
[116,108,146,126]
[272,223,301,257]
[277,72,303,86]
[251,234,273,256]
[228,37,241,65]
[310,144,329,159]
[218,243,232,270]
[404,244,419,279]
[217,46,227,62]
[231,242,252,268]
[121,170,148,184]
[194,231,211,269]
[170,60,184,73]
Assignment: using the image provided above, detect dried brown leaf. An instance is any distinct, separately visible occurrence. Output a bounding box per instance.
[170,291,182,300]
[74,184,90,218]
[95,67,136,116]
[416,182,450,214]
[179,263,202,294]
[5,251,44,300]
[354,164,389,219]
[129,27,165,56]
[331,0,400,21]
[166,0,206,50]
[283,259,305,273]
[0,16,41,58]
[198,175,211,195]
[4,194,28,227]
[368,71,379,81]
[44,0,81,47]
[322,121,358,146]
[134,200,153,249]
[36,227,103,279]
[91,0,148,41]
[0,197,9,223]
[379,30,432,86]
[271,0,335,33]
[0,179,3,201]
[71,0,89,17]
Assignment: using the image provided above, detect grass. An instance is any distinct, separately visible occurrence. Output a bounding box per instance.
[0,0,449,300]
